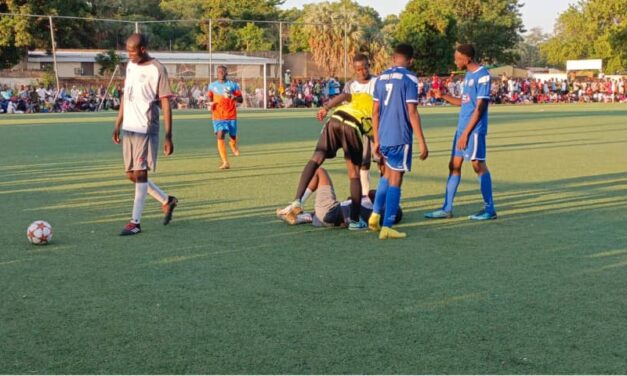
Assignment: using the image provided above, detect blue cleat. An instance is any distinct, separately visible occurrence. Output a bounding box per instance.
[469,209,497,221]
[424,209,453,219]
[348,218,368,231]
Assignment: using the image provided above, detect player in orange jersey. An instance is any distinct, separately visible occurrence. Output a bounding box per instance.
[207,65,243,170]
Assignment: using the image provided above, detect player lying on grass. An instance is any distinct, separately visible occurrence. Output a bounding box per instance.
[280,54,378,231]
[276,167,402,228]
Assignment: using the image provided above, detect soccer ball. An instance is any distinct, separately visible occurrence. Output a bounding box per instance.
[26,220,53,245]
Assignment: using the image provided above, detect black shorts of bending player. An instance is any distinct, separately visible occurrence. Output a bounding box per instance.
[315,118,363,166]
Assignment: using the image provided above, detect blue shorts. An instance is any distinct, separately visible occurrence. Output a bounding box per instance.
[213,120,237,137]
[452,131,486,161]
[381,144,412,172]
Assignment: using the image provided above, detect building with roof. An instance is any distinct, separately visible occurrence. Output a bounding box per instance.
[26,49,279,80]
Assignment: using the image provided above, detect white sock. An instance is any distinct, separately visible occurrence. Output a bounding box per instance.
[147,179,168,205]
[296,212,313,224]
[360,169,370,195]
[301,188,313,205]
[131,182,148,224]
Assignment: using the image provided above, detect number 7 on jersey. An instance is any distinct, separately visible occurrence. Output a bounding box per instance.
[384,83,394,106]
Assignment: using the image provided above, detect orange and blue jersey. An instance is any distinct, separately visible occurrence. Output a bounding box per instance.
[208,80,242,121]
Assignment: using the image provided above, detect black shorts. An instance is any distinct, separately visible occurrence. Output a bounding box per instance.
[315,117,363,166]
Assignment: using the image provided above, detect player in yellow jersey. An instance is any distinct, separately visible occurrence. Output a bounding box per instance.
[277,54,377,230]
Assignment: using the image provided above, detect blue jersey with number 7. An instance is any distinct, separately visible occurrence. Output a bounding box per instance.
[373,66,419,146]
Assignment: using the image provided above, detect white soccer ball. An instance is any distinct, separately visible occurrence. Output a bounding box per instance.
[26,220,53,245]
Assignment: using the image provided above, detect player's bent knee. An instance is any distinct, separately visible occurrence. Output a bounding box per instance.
[134,170,148,183]
[471,160,487,174]
[449,164,462,174]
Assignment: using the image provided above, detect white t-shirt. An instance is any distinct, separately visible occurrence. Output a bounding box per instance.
[123,59,173,135]
[343,76,377,96]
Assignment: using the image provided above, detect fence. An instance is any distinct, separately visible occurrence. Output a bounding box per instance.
[0,13,357,110]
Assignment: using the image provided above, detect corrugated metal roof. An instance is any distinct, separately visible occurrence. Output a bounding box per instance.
[28,50,277,65]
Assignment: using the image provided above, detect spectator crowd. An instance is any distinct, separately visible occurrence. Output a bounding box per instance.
[2,74,625,115]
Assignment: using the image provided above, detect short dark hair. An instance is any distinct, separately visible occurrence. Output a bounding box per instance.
[394,43,414,60]
[456,44,476,60]
[353,53,369,64]
[127,33,149,48]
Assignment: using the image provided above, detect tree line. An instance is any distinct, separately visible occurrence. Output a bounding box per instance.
[0,0,624,75]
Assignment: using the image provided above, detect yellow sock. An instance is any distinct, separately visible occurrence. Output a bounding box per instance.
[217,139,228,162]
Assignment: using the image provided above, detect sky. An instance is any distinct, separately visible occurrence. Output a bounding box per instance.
[280,0,576,34]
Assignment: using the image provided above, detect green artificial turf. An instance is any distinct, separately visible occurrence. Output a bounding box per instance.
[0,104,626,374]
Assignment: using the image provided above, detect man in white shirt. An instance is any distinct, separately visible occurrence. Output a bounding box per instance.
[112,33,178,236]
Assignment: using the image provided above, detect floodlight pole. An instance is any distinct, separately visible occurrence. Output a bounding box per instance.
[263,63,267,109]
[279,22,283,89]
[48,16,61,101]
[343,20,348,83]
[99,64,120,111]
[209,19,213,83]
[135,22,139,33]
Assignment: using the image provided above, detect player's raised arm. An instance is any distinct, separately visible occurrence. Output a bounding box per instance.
[317,93,351,122]
[434,88,462,106]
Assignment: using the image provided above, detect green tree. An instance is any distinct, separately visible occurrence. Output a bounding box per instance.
[284,7,309,52]
[394,0,458,74]
[396,0,524,73]
[450,0,524,64]
[160,0,284,51]
[288,0,390,76]
[0,0,109,50]
[515,27,548,68]
[95,49,126,76]
[237,22,273,52]
[0,0,32,69]
[381,15,399,50]
[540,0,626,73]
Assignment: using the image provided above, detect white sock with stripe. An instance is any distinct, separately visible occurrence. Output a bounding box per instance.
[147,179,168,205]
[131,182,148,224]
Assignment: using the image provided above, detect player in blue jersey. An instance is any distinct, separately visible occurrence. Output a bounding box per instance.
[424,44,497,221]
[368,43,429,240]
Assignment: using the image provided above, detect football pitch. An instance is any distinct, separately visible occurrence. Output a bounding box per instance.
[1,104,626,374]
